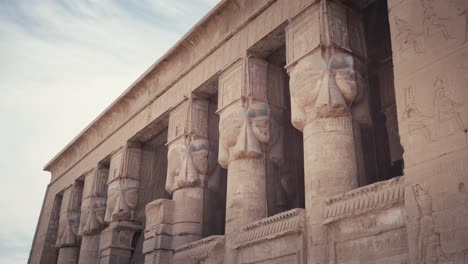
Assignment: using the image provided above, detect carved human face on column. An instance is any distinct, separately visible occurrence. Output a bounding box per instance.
[166,96,211,194]
[56,182,83,248]
[104,146,141,223]
[79,167,108,236]
[287,52,368,129]
[217,55,284,168]
[286,1,370,130]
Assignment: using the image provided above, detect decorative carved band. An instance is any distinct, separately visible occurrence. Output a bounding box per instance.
[172,235,225,262]
[233,208,305,248]
[323,176,405,224]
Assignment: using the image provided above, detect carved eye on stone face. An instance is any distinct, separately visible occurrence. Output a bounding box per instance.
[220,115,243,148]
[189,140,209,175]
[248,103,270,143]
[330,55,358,104]
[335,69,357,103]
[124,186,138,209]
[291,68,322,109]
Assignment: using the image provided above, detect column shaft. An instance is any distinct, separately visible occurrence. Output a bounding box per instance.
[225,158,267,235]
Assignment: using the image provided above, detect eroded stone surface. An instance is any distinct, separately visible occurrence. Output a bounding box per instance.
[30,0,468,264]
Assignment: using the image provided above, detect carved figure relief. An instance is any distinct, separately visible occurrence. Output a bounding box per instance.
[420,0,454,40]
[403,78,466,142]
[451,0,468,43]
[218,100,278,167]
[409,185,444,264]
[394,17,425,54]
[166,138,209,193]
[403,86,434,140]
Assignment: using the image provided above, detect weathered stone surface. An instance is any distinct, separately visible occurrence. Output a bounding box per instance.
[30,0,468,263]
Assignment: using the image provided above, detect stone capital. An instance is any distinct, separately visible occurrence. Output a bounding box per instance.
[217,55,285,168]
[79,166,109,236]
[56,183,83,248]
[104,145,142,223]
[286,1,370,131]
[166,96,212,193]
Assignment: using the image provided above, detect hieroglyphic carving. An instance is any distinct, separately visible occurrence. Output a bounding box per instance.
[451,0,468,43]
[335,229,408,264]
[390,0,467,69]
[402,77,466,142]
[420,0,453,41]
[172,235,225,264]
[393,16,425,55]
[323,176,405,224]
[233,209,305,248]
[285,6,320,65]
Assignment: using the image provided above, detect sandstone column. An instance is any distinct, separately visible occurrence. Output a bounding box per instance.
[77,166,109,264]
[217,54,284,235]
[98,145,142,264]
[56,182,84,264]
[388,0,468,262]
[285,1,370,263]
[143,95,223,264]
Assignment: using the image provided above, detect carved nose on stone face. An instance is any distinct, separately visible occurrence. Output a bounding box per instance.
[112,191,130,221]
[232,116,262,159]
[83,209,99,235]
[178,153,198,183]
[315,70,347,117]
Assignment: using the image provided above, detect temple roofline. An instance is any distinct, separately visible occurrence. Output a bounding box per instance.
[43,0,231,172]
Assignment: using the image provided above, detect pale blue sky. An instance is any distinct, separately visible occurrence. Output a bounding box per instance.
[0,1,220,263]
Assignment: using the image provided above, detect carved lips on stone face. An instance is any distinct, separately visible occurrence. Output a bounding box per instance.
[218,102,271,168]
[290,53,361,128]
[167,139,209,193]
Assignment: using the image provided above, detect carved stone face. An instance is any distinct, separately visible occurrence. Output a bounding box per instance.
[56,211,80,247]
[218,102,271,167]
[104,179,138,223]
[79,197,106,236]
[289,53,362,128]
[166,139,209,193]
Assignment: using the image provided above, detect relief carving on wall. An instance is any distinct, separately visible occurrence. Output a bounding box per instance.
[402,76,467,142]
[391,0,467,67]
[406,185,445,264]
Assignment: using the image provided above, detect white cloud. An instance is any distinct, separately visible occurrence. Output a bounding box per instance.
[0,1,220,263]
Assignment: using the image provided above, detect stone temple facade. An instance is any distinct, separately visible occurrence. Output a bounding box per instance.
[29,0,468,263]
